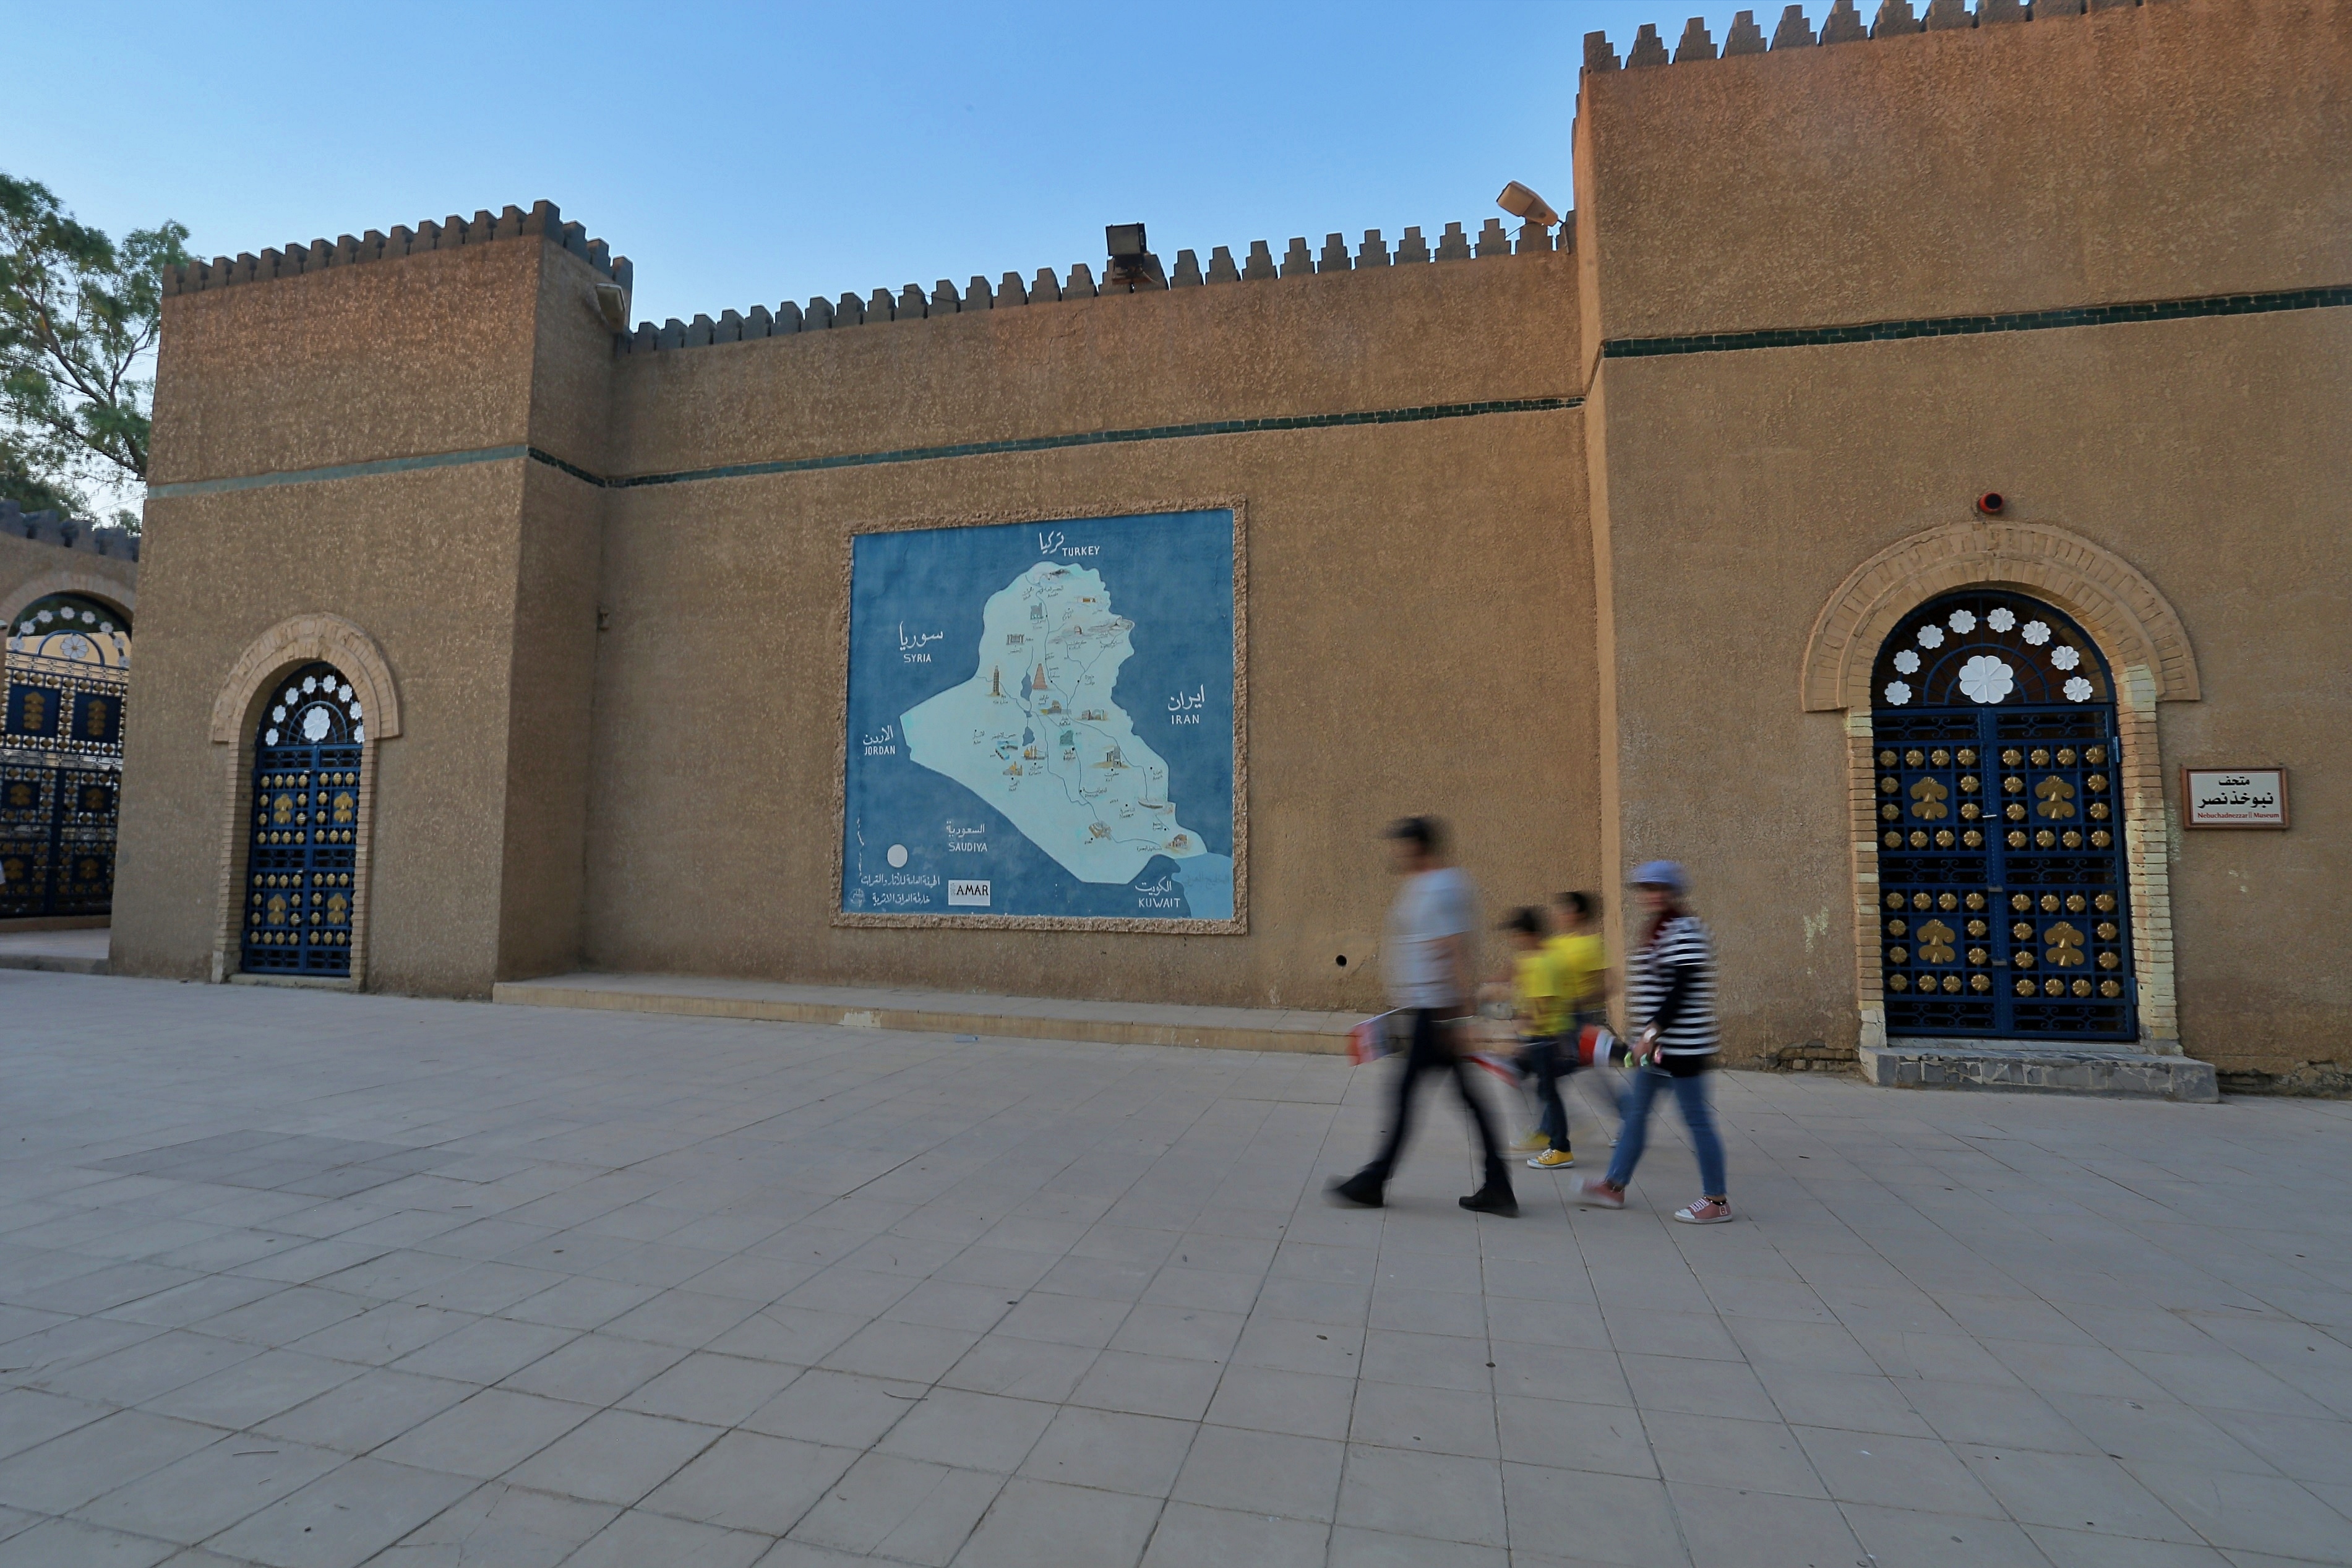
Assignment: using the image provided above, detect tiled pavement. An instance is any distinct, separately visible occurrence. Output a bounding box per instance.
[0,972,2346,1567]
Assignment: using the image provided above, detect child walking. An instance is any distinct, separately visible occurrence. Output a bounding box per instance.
[1574,862,1732,1223]
[1527,891,1612,1168]
[1498,909,1573,1167]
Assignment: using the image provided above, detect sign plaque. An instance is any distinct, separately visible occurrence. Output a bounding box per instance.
[2182,768,2288,829]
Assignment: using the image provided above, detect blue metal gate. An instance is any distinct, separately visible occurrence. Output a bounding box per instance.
[241,662,364,977]
[3,593,129,917]
[1870,590,2135,1040]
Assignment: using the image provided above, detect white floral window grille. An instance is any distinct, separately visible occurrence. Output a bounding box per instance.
[1873,592,2109,710]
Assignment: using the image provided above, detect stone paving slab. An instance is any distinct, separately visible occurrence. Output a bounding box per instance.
[494,970,1361,1055]
[0,969,2346,1567]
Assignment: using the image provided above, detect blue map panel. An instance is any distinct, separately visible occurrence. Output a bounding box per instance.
[843,510,1237,923]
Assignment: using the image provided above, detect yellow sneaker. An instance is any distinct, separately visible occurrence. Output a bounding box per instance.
[1527,1148,1574,1170]
[1513,1130,1550,1153]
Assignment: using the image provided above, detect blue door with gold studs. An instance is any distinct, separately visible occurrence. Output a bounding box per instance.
[242,662,364,976]
[1870,590,2134,1040]
[4,592,130,917]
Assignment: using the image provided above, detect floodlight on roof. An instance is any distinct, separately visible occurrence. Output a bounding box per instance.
[1103,223,1165,291]
[1496,181,1561,228]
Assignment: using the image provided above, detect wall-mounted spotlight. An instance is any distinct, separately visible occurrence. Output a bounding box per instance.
[1104,223,1165,291]
[594,283,629,331]
[1496,181,1561,229]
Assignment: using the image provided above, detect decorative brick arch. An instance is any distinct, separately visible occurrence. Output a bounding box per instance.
[205,614,400,988]
[1801,520,2199,715]
[1802,521,2196,1055]
[1,568,136,631]
[209,613,402,743]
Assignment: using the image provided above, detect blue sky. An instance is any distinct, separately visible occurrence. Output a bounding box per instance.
[19,1,1741,332]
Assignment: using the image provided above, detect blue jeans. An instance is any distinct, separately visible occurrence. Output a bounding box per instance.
[1519,1036,1569,1149]
[1604,1062,1727,1197]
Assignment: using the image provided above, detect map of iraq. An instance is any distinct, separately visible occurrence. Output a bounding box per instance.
[901,562,1219,894]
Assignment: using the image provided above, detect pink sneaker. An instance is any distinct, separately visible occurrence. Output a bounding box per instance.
[1674,1197,1733,1225]
[1573,1178,1625,1209]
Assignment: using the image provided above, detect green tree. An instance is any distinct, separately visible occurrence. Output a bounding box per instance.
[1,434,83,515]
[0,173,189,527]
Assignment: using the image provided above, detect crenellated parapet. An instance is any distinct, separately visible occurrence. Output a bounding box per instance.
[158,200,630,299]
[1585,0,2166,72]
[0,501,140,562]
[620,215,1568,356]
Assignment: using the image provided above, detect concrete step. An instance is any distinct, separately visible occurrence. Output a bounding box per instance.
[493,971,1362,1055]
[1860,1039,2219,1102]
[0,952,109,975]
[0,927,110,975]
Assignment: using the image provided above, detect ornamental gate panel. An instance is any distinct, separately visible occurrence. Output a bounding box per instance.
[242,662,364,977]
[1869,590,2135,1041]
[2,594,130,918]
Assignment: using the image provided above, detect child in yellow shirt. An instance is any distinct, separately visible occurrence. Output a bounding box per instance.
[1547,891,1612,1034]
[1500,908,1574,1167]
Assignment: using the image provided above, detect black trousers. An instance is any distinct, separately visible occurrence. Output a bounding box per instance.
[1363,1008,1511,1189]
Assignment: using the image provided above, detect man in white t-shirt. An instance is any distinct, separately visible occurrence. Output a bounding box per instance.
[1331,816,1516,1215]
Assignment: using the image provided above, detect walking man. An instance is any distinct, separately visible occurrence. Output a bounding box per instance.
[1332,817,1516,1215]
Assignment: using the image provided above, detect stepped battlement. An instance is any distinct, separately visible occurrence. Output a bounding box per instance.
[158,200,629,300]
[1585,0,2170,71]
[0,501,139,562]
[619,215,1568,356]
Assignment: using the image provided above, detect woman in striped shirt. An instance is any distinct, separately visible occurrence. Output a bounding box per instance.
[1575,861,1731,1223]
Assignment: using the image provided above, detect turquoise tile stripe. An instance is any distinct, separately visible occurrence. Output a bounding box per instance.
[147,445,533,499]
[145,398,1579,499]
[147,280,2345,501]
[599,397,1579,489]
[1603,283,2352,360]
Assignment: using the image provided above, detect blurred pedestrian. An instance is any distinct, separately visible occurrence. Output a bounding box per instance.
[1331,817,1516,1215]
[1574,862,1731,1223]
[1549,891,1612,1037]
[1543,890,1616,1157]
[1498,907,1574,1168]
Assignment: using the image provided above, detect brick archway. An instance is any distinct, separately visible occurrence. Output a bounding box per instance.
[207,615,401,987]
[1801,520,2199,715]
[1801,521,2198,1054]
[210,614,403,744]
[1,569,135,632]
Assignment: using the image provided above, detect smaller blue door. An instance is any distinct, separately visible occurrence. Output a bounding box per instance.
[242,663,364,977]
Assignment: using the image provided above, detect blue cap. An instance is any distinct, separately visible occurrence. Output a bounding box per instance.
[1628,860,1687,893]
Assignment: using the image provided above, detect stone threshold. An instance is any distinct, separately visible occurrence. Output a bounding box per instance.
[1860,1037,2220,1103]
[0,950,108,975]
[492,971,1363,1056]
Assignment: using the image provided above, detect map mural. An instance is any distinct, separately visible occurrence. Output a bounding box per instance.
[841,510,1238,924]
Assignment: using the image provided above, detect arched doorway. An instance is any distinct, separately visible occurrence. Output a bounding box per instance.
[1870,589,2134,1041]
[241,662,364,976]
[2,592,131,918]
